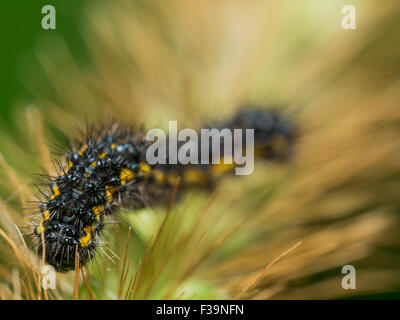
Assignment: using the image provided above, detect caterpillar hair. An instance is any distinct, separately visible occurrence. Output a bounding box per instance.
[30,107,296,272]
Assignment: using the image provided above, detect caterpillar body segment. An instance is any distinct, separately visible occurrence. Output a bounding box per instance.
[32,108,296,271]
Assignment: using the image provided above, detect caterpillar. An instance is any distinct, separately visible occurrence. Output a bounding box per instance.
[31,108,296,272]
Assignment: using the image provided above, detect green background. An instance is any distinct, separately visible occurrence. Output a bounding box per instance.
[0,1,87,126]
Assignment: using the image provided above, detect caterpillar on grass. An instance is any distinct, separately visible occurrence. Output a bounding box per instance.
[30,108,296,272]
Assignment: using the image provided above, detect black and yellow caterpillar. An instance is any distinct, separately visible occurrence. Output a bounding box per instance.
[32,108,295,271]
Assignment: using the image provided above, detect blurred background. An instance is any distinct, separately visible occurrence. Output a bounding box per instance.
[0,0,399,299]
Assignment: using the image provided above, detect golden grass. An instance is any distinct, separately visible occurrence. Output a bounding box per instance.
[0,0,399,299]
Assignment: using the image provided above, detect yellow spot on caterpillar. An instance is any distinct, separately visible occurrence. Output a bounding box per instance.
[78,144,88,156]
[98,151,108,159]
[61,160,74,175]
[92,205,104,217]
[91,161,97,168]
[105,185,116,202]
[80,225,94,248]
[139,162,151,179]
[92,205,104,221]
[211,156,235,177]
[43,210,50,221]
[37,221,44,235]
[120,168,135,185]
[111,143,117,149]
[153,169,165,184]
[183,168,206,185]
[167,171,179,186]
[50,184,60,200]
[37,210,51,234]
